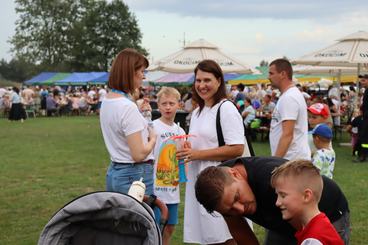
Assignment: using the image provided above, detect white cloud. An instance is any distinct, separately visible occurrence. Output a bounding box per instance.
[296,28,330,40]
[255,32,265,43]
[125,0,367,20]
[1,0,368,68]
[0,0,16,60]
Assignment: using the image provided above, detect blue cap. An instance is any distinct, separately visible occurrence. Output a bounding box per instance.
[312,123,333,139]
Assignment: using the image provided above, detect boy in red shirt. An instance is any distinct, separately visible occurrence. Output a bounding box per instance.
[271,159,344,245]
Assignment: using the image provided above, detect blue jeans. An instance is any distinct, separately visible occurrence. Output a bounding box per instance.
[106,162,154,195]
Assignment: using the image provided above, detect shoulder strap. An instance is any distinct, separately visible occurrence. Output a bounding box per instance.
[216,99,255,156]
[216,100,228,147]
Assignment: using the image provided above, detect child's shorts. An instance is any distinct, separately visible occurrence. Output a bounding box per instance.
[154,203,179,225]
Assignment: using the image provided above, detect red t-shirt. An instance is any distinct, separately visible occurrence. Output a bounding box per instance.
[295,212,344,245]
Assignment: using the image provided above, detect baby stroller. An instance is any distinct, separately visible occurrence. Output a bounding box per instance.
[38,191,168,245]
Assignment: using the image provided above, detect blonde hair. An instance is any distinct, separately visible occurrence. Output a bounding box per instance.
[157,87,181,102]
[271,159,323,202]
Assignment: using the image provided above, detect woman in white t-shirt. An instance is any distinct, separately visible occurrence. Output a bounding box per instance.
[100,48,156,195]
[242,97,256,127]
[177,60,245,245]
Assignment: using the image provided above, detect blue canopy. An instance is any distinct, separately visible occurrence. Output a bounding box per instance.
[224,73,241,81]
[90,72,108,79]
[24,72,57,85]
[55,72,108,85]
[89,72,109,84]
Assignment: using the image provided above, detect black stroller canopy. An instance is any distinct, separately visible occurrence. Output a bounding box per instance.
[38,192,161,245]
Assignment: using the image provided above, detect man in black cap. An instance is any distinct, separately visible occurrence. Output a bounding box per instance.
[356,74,368,162]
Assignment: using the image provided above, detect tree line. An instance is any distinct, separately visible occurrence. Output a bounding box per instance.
[1,0,147,83]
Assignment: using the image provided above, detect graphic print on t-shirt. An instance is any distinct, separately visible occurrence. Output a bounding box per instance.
[155,138,179,187]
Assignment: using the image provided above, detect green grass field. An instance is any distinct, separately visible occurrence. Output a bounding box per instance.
[0,116,367,244]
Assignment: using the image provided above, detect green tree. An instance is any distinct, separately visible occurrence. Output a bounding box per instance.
[11,0,77,71]
[69,0,147,71]
[0,58,36,82]
[259,60,269,67]
[11,0,147,72]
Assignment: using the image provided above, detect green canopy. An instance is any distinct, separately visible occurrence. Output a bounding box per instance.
[37,73,71,86]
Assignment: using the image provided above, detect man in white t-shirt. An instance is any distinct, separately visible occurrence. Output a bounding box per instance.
[0,87,8,98]
[88,87,96,99]
[268,59,310,161]
[98,87,107,102]
[97,86,107,113]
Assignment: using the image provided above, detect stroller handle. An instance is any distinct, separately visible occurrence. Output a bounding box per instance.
[143,195,169,233]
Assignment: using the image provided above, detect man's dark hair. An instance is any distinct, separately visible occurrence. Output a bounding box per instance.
[237,83,245,91]
[53,89,59,97]
[195,166,234,213]
[245,97,252,104]
[269,58,293,80]
[265,94,272,100]
[12,86,19,94]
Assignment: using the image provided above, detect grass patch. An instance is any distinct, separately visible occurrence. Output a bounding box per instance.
[0,117,367,244]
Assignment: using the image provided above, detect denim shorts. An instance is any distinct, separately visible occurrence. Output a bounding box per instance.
[154,203,179,225]
[106,161,154,195]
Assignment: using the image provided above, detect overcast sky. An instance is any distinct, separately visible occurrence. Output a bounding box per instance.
[1,0,368,67]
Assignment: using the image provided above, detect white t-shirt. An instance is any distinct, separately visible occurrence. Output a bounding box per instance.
[231,89,239,100]
[270,87,311,160]
[243,105,256,126]
[184,98,193,112]
[184,100,244,244]
[152,119,185,204]
[98,88,107,102]
[302,91,311,99]
[257,89,267,100]
[0,88,7,98]
[100,97,153,163]
[331,98,341,126]
[312,148,335,179]
[88,90,96,99]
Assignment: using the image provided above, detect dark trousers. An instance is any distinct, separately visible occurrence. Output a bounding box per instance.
[47,108,58,117]
[357,118,368,160]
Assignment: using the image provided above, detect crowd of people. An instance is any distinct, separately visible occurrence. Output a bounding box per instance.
[1,48,367,245]
[96,49,368,245]
[0,84,108,119]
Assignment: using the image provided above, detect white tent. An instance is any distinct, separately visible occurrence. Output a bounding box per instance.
[293,65,364,84]
[293,31,368,91]
[148,39,253,74]
[293,31,368,67]
[293,65,358,75]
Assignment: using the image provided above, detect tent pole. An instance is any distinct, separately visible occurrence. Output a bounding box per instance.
[337,69,342,103]
[355,64,361,109]
[357,63,361,91]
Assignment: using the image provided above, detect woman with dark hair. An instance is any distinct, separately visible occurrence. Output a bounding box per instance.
[179,60,245,245]
[8,86,26,122]
[347,85,357,122]
[100,48,156,195]
[326,97,340,127]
